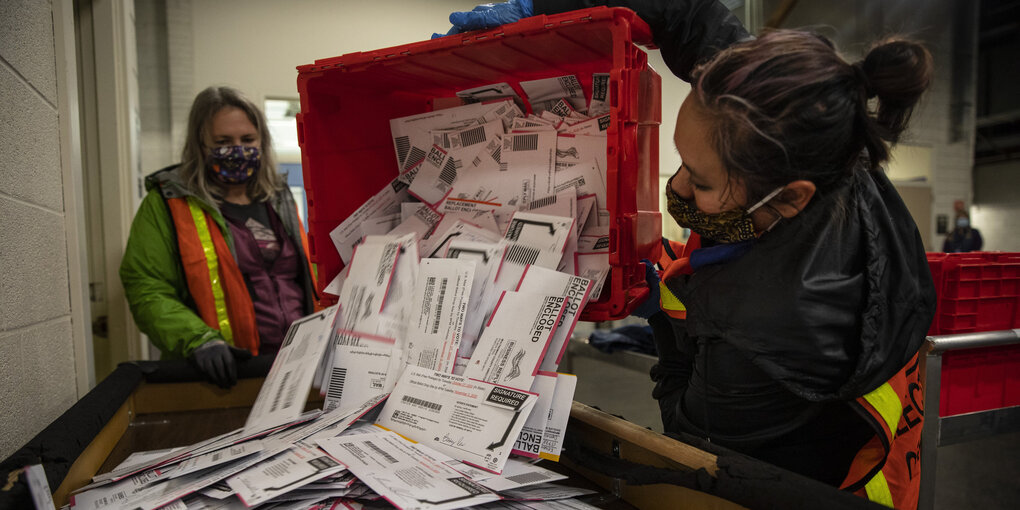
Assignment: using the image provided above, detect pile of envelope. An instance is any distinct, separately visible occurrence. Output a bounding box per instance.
[66,76,618,510]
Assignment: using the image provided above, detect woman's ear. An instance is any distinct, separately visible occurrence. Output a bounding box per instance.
[772,180,816,218]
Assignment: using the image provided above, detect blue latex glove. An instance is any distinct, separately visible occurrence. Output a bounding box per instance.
[631,259,663,319]
[432,0,534,39]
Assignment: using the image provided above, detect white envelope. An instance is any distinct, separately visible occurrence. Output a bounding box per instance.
[520,75,585,114]
[167,441,264,481]
[561,113,611,136]
[574,251,610,301]
[324,344,401,414]
[405,258,475,374]
[512,116,557,132]
[334,241,402,341]
[500,483,598,502]
[503,211,574,269]
[540,373,578,462]
[500,131,557,207]
[463,291,567,391]
[556,134,607,175]
[317,430,501,510]
[575,194,597,235]
[386,204,443,243]
[517,265,593,372]
[401,202,426,222]
[477,458,568,492]
[480,98,524,132]
[243,306,338,436]
[375,366,538,474]
[423,217,502,259]
[524,189,579,276]
[457,82,525,114]
[553,160,607,227]
[449,137,504,204]
[329,179,408,265]
[587,72,611,116]
[390,101,497,170]
[432,119,503,153]
[445,240,506,361]
[408,144,459,207]
[360,212,401,238]
[225,442,346,507]
[511,372,558,459]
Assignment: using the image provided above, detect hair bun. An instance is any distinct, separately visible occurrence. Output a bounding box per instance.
[857,39,933,143]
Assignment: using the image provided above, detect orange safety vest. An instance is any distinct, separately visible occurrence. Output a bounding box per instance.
[657,236,700,320]
[840,353,924,509]
[166,197,260,355]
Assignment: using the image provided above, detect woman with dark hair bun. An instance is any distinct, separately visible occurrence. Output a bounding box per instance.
[441,0,935,506]
[120,87,316,389]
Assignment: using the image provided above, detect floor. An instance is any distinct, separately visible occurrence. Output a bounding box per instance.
[563,323,1020,510]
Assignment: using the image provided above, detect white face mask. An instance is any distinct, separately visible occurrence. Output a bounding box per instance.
[956,217,969,229]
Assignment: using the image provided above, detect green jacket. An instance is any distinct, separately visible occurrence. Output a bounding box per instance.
[119,165,315,359]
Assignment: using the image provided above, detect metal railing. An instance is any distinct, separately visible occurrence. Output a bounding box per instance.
[918,329,1020,510]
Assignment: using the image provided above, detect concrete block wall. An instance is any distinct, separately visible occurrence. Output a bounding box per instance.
[0,1,79,458]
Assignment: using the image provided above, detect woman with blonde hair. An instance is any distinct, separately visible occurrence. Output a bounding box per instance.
[121,86,315,388]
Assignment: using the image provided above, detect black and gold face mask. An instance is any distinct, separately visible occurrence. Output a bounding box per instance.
[665,177,784,244]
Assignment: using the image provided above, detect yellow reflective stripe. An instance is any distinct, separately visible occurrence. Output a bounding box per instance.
[863,382,901,436]
[188,199,233,343]
[864,470,895,508]
[659,281,686,311]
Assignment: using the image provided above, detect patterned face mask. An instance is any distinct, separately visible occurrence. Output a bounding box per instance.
[665,177,784,244]
[207,145,261,184]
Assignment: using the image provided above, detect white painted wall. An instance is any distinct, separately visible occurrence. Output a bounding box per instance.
[971,159,1020,252]
[0,0,82,459]
[189,0,484,106]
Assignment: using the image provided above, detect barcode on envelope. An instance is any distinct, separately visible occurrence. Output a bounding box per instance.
[395,136,410,164]
[461,126,486,146]
[431,278,448,334]
[439,159,458,186]
[506,471,554,484]
[327,367,347,401]
[505,244,540,265]
[364,440,399,464]
[513,134,539,151]
[404,146,426,171]
[528,195,557,210]
[401,394,442,412]
[270,371,291,413]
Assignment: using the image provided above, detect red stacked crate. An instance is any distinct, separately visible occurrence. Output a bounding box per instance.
[296,7,662,320]
[927,252,1020,416]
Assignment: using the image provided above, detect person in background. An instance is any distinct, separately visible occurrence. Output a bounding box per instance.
[120,86,316,388]
[437,1,935,507]
[943,212,983,253]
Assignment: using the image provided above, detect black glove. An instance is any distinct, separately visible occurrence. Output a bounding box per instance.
[190,340,251,388]
[631,259,663,319]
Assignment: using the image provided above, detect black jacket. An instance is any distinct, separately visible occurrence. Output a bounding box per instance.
[539,0,936,484]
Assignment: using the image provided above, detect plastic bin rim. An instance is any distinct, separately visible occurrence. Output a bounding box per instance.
[296,6,654,73]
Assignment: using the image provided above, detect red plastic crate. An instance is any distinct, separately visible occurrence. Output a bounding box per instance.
[296,7,662,320]
[938,343,1020,417]
[926,252,1020,335]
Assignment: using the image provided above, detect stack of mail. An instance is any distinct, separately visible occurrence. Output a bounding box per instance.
[69,307,602,510]
[327,74,614,305]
